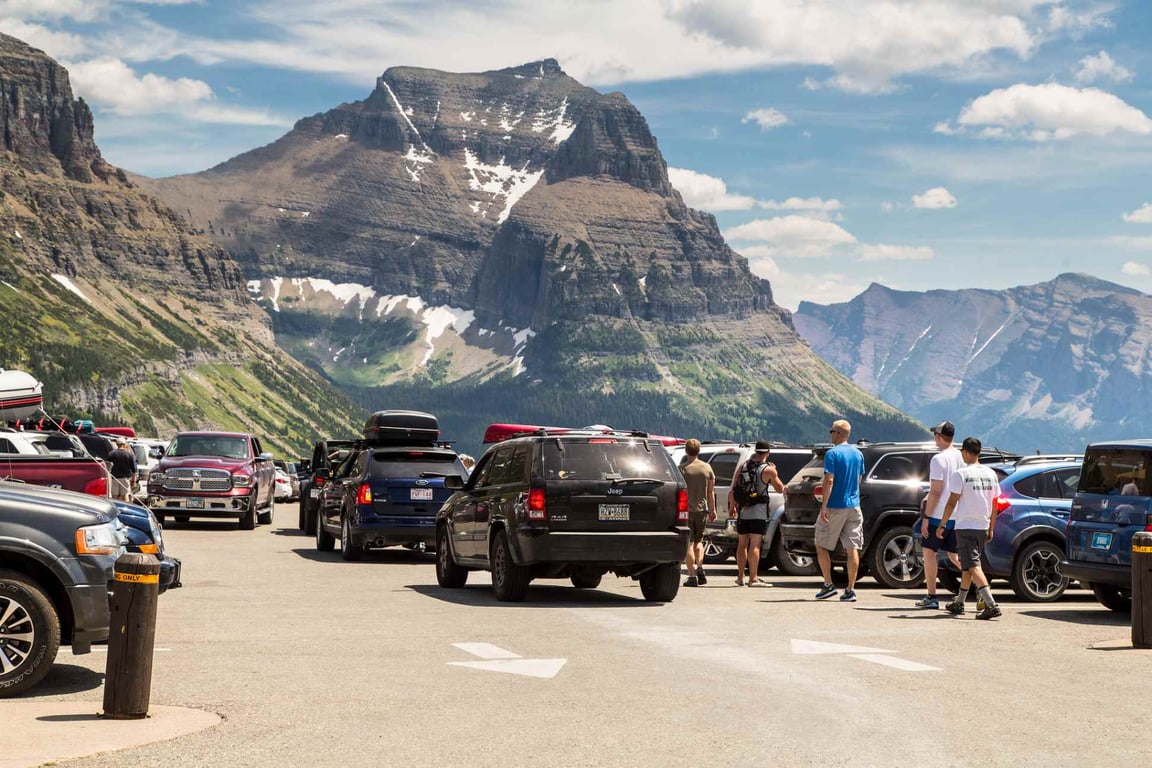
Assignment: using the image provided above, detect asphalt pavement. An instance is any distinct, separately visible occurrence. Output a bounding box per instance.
[10,503,1149,768]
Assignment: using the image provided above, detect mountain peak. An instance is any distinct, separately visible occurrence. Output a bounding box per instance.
[1047,272,1143,296]
[497,59,566,78]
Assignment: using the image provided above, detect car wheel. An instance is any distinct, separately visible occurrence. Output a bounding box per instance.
[436,527,468,588]
[570,573,602,589]
[0,570,60,698]
[773,534,819,576]
[870,525,925,589]
[490,530,530,602]
[1091,583,1132,612]
[257,503,273,526]
[315,513,335,552]
[175,516,189,524]
[298,498,307,530]
[702,537,731,565]
[340,515,362,562]
[1010,540,1069,602]
[239,501,256,531]
[639,563,681,602]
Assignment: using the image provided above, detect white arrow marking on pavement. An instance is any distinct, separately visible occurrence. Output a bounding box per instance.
[790,639,895,655]
[449,643,567,679]
[848,654,940,673]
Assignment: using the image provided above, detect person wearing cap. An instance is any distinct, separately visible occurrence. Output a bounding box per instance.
[107,438,137,501]
[937,436,1003,620]
[916,421,964,609]
[728,440,785,587]
[814,420,864,602]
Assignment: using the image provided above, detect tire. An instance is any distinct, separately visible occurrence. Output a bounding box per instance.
[870,525,925,589]
[0,570,60,698]
[639,563,681,602]
[340,514,362,562]
[257,502,273,526]
[298,498,307,531]
[1091,583,1132,612]
[490,530,530,602]
[175,516,189,524]
[570,573,602,589]
[315,513,335,552]
[436,527,468,588]
[939,569,962,595]
[239,501,256,531]
[154,513,165,526]
[773,535,819,576]
[701,537,731,565]
[1010,540,1069,602]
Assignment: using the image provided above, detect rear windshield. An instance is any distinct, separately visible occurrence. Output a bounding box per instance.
[542,440,676,481]
[1078,448,1151,496]
[771,453,814,485]
[370,451,466,479]
[168,435,249,459]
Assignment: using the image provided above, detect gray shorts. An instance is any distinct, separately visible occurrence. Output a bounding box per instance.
[955,529,986,570]
[111,477,133,499]
[815,507,864,551]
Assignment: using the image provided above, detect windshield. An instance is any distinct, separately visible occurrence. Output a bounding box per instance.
[542,440,677,481]
[1079,448,1152,496]
[168,435,249,459]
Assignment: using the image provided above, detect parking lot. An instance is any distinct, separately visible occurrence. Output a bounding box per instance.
[16,502,1150,768]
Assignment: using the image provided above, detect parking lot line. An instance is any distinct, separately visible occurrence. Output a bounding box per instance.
[451,642,522,659]
[848,653,941,672]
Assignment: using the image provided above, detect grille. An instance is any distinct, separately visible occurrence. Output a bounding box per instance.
[163,467,232,492]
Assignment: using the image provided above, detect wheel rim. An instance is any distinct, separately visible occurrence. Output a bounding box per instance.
[437,532,449,576]
[0,594,35,675]
[342,517,351,553]
[883,533,923,583]
[1023,546,1066,597]
[703,538,724,558]
[493,540,506,587]
[787,551,814,569]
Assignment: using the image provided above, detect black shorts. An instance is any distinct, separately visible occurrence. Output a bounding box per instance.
[735,518,768,536]
[921,520,957,553]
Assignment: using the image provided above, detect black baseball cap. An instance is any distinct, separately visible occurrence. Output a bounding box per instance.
[930,421,955,438]
[754,440,772,452]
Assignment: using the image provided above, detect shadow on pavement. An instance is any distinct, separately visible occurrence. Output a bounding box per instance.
[406,583,656,608]
[157,521,240,532]
[21,664,104,698]
[272,527,307,537]
[37,713,103,722]
[289,547,434,564]
[1019,609,1130,626]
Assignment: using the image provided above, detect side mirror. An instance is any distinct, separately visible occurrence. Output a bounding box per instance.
[444,475,464,490]
[259,452,274,461]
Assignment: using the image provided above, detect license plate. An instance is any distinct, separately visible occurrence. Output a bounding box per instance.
[410,488,434,501]
[1091,532,1113,550]
[599,504,630,521]
[310,488,321,499]
[187,498,204,509]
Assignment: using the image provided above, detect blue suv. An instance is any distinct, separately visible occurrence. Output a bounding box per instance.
[939,457,1080,602]
[1062,441,1152,612]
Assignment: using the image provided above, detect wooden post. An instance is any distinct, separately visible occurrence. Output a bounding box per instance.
[102,553,161,719]
[1133,532,1152,650]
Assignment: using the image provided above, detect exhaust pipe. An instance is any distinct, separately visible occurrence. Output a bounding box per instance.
[374,537,386,547]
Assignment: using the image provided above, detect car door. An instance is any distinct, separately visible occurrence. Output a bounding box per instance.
[451,452,497,559]
[706,450,741,518]
[470,446,517,559]
[1037,468,1078,521]
[320,450,360,532]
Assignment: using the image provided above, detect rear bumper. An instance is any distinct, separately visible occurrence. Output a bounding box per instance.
[781,522,835,559]
[1059,559,1130,587]
[512,529,689,565]
[351,513,437,546]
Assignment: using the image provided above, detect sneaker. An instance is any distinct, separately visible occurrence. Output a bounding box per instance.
[748,578,773,588]
[840,589,857,602]
[976,604,1002,620]
[682,576,699,587]
[915,595,939,609]
[696,568,708,586]
[815,584,838,600]
[945,600,966,616]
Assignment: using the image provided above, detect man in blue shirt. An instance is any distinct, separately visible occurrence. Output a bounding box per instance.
[815,419,865,602]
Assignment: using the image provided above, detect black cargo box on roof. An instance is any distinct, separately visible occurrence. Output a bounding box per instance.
[363,410,440,444]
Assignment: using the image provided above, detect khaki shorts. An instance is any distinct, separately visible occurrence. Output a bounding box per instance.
[688,512,707,544]
[815,507,864,551]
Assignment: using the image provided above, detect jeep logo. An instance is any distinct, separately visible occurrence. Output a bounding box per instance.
[606,487,624,496]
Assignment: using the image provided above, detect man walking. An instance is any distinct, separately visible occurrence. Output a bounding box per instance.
[815,420,864,602]
[680,439,716,587]
[937,436,1002,620]
[728,440,784,587]
[916,421,964,609]
[108,439,137,501]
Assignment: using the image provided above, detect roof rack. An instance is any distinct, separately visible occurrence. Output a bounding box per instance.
[1014,454,1082,466]
[483,423,681,446]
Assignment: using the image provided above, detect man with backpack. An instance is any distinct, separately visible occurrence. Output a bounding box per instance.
[728,440,785,587]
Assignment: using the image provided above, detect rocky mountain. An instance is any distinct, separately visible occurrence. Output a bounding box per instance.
[0,32,361,454]
[793,273,1152,452]
[141,59,922,449]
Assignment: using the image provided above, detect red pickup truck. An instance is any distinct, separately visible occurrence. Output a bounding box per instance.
[0,455,110,496]
[146,431,276,529]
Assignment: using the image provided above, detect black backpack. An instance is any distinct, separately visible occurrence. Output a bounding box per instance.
[732,458,767,507]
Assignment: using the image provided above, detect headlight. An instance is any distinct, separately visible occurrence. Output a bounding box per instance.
[75,522,122,556]
[232,473,253,488]
[149,472,166,484]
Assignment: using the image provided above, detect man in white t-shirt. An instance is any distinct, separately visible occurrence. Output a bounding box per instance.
[937,437,1002,620]
[916,421,964,609]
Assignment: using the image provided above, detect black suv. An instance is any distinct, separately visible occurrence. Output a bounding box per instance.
[298,439,355,534]
[781,441,1019,588]
[435,427,689,602]
[314,411,468,561]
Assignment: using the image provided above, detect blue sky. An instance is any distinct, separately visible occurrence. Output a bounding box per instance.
[3,1,1152,308]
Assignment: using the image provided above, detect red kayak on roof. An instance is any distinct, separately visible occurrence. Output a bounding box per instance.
[0,369,44,421]
[483,423,683,446]
[95,426,137,438]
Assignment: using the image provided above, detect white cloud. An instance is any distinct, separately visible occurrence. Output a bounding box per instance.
[859,244,935,262]
[943,83,1152,141]
[1121,261,1151,277]
[1074,51,1133,84]
[912,187,958,209]
[1112,236,1152,252]
[758,197,842,212]
[667,168,756,211]
[742,107,789,131]
[1046,4,1114,36]
[748,254,865,310]
[727,215,857,258]
[0,0,196,22]
[1122,203,1152,224]
[880,202,895,213]
[0,17,86,57]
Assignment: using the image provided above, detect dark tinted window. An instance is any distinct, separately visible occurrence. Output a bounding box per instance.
[770,452,814,485]
[708,453,740,487]
[1013,473,1041,498]
[1079,448,1152,496]
[369,450,466,479]
[0,438,16,453]
[485,446,529,486]
[542,440,676,481]
[1053,469,1080,498]
[868,453,930,482]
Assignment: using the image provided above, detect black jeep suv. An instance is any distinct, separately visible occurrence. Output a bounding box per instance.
[435,428,689,602]
[780,441,1019,588]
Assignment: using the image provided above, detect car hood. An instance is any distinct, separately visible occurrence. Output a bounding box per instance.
[160,455,250,471]
[0,479,119,523]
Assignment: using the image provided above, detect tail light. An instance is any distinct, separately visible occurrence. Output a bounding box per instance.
[677,489,689,521]
[994,495,1011,514]
[812,484,824,503]
[1146,513,1152,532]
[355,483,373,505]
[527,487,546,520]
[315,477,326,487]
[83,476,109,497]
